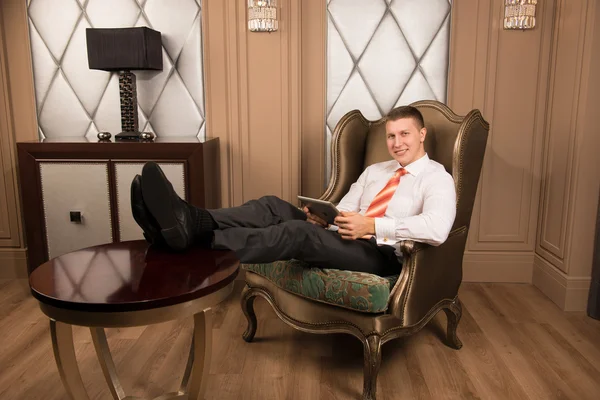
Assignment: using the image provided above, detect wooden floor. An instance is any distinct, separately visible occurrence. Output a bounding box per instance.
[1,279,600,400]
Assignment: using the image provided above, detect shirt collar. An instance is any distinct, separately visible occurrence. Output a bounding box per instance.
[396,153,429,176]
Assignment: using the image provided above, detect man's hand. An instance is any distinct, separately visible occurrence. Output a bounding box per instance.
[303,206,328,228]
[334,211,375,240]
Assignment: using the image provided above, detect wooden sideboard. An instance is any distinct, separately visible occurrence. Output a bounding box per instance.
[17,137,220,274]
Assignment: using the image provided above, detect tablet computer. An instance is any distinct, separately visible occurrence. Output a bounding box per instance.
[298,195,340,225]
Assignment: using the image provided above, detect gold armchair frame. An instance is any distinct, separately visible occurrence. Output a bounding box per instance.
[240,100,490,400]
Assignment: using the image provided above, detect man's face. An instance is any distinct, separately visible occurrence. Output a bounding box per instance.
[385,117,427,166]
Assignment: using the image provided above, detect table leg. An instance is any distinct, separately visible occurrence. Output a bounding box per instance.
[178,336,194,394]
[50,319,91,400]
[186,309,213,400]
[90,327,127,399]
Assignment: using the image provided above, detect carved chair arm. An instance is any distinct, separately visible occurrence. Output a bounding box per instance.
[398,240,426,258]
[387,226,468,325]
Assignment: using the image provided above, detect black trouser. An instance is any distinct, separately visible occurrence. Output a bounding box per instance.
[207,196,402,276]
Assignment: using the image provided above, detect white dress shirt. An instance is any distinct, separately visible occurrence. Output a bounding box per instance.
[336,153,456,257]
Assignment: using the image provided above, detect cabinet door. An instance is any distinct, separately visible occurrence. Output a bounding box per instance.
[114,162,186,242]
[40,162,113,259]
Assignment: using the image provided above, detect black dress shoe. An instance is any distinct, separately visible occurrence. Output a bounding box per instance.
[130,174,164,246]
[141,161,194,251]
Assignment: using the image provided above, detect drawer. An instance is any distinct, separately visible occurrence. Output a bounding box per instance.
[114,162,186,242]
[40,162,112,259]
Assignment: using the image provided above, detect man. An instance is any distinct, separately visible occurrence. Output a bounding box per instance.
[131,106,456,277]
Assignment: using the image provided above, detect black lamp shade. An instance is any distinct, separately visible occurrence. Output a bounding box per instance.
[86,27,163,71]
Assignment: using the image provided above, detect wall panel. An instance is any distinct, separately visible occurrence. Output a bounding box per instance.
[466,0,554,254]
[0,3,24,248]
[300,1,327,199]
[532,0,600,310]
[203,0,301,206]
[537,0,590,271]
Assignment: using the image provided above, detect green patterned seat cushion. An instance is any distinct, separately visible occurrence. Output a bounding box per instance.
[242,259,399,313]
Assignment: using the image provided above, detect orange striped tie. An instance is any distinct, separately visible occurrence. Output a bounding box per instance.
[364,168,407,218]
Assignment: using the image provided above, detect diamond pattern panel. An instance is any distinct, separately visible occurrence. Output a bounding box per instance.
[144,0,200,61]
[27,0,206,139]
[28,0,81,61]
[328,0,387,60]
[326,0,452,179]
[86,0,140,28]
[357,12,415,113]
[62,17,111,116]
[39,72,91,137]
[390,0,450,58]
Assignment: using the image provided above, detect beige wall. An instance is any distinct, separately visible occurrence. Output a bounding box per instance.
[1,0,599,311]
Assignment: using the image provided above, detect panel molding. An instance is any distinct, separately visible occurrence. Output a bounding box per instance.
[202,0,242,207]
[533,254,591,311]
[467,0,555,252]
[300,1,327,198]
[566,0,600,278]
[235,0,251,206]
[204,0,301,206]
[537,0,589,268]
[241,0,302,203]
[0,2,24,247]
[447,0,482,114]
[0,0,38,143]
[280,0,301,203]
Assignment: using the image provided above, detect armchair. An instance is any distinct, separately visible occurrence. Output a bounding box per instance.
[240,100,489,400]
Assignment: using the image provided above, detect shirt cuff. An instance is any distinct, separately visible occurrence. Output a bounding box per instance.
[374,217,395,243]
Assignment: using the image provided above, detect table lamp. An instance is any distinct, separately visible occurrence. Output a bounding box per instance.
[86,27,163,140]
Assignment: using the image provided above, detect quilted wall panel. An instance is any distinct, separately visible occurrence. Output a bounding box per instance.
[27,0,205,140]
[326,0,452,178]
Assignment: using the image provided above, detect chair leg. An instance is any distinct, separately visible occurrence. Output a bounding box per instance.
[362,334,382,400]
[241,285,258,342]
[443,297,463,349]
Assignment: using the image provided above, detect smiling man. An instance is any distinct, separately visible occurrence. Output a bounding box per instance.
[329,106,457,263]
[130,106,456,277]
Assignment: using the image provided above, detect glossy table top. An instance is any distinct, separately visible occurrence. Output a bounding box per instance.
[29,241,239,312]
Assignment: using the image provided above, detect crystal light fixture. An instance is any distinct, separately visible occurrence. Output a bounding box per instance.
[504,0,537,30]
[248,0,278,32]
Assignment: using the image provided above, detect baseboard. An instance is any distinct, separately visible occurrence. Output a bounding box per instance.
[533,254,592,311]
[462,251,534,283]
[0,248,28,278]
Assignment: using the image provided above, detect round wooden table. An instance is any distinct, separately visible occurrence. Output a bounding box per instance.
[29,240,239,400]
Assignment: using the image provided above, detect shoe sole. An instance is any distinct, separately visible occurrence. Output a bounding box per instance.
[130,175,151,239]
[141,163,189,251]
[131,175,163,246]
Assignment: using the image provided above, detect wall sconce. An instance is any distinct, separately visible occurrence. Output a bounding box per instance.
[504,0,537,30]
[248,0,278,32]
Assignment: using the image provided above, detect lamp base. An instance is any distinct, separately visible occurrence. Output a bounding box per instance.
[119,71,139,134]
[115,131,142,140]
[115,131,155,141]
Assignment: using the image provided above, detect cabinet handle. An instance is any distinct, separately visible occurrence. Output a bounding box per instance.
[69,211,83,223]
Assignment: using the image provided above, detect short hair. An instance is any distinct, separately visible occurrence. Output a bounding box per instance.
[385,106,425,129]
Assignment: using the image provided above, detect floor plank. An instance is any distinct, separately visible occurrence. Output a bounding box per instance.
[0,281,599,399]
